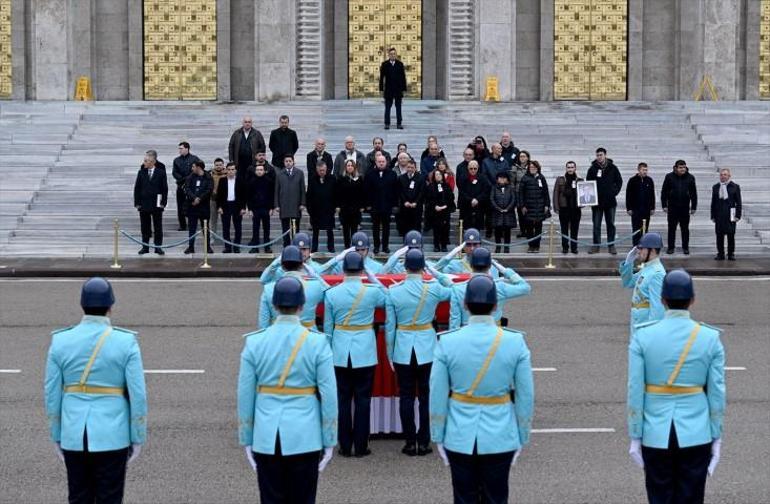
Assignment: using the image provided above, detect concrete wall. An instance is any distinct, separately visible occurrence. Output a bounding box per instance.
[515,0,541,100]
[95,0,129,100]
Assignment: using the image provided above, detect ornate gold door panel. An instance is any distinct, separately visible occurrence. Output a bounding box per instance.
[0,0,11,98]
[143,0,217,100]
[761,0,770,98]
[554,0,627,100]
[349,0,422,98]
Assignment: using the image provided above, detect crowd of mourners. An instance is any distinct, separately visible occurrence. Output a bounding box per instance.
[133,115,743,260]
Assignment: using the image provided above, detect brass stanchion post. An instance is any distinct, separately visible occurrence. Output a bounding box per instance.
[642,218,648,234]
[110,218,122,269]
[458,219,464,246]
[290,219,296,241]
[200,220,212,269]
[544,219,556,269]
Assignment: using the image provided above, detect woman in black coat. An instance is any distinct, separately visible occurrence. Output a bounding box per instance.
[457,160,489,232]
[425,169,456,252]
[518,160,551,252]
[335,159,365,249]
[490,171,517,253]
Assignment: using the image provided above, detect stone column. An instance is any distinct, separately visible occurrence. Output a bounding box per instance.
[627,0,643,100]
[68,0,94,98]
[127,0,143,100]
[254,0,296,101]
[216,0,231,101]
[538,0,554,100]
[477,0,517,100]
[31,0,69,99]
[10,0,26,99]
[333,0,348,99]
[744,0,762,99]
[702,0,741,100]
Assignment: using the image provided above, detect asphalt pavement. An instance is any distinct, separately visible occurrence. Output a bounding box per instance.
[1,277,768,503]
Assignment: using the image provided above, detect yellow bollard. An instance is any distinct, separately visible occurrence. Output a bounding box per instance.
[544,219,556,269]
[110,218,122,269]
[200,220,212,269]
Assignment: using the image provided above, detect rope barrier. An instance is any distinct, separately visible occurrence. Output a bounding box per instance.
[120,230,201,249]
[209,228,291,249]
[480,233,545,248]
[555,229,641,248]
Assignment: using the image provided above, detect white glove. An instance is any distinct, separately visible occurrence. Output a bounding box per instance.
[625,246,638,265]
[318,447,334,472]
[449,243,465,257]
[395,246,409,258]
[436,443,449,467]
[512,447,522,466]
[244,446,257,472]
[127,443,142,464]
[54,442,64,462]
[491,259,506,273]
[335,246,356,263]
[707,438,721,476]
[629,439,644,469]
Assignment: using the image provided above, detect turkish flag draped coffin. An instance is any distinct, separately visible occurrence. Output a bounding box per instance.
[318,273,463,434]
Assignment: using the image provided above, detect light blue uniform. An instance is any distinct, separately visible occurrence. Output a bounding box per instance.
[44,315,147,451]
[627,310,725,449]
[259,257,328,284]
[620,257,666,335]
[385,274,453,365]
[324,255,384,275]
[382,255,436,274]
[238,315,338,455]
[434,254,500,278]
[259,271,329,329]
[449,269,531,329]
[323,277,387,368]
[430,316,534,454]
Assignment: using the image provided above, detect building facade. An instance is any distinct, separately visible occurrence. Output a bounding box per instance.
[1,0,768,101]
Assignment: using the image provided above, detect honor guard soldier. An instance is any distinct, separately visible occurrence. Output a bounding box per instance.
[259,232,330,284]
[385,249,453,456]
[44,277,147,504]
[322,231,384,275]
[434,228,500,278]
[627,269,725,504]
[323,251,387,457]
[259,245,330,330]
[449,247,531,329]
[382,230,430,273]
[620,232,666,336]
[238,277,338,504]
[430,275,534,504]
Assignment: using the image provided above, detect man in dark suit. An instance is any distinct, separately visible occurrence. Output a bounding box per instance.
[216,162,249,253]
[710,168,742,260]
[133,150,168,255]
[171,141,200,231]
[397,160,425,236]
[228,116,266,175]
[306,160,337,253]
[274,155,306,246]
[379,47,407,130]
[306,138,334,183]
[625,162,656,246]
[268,115,299,168]
[364,153,399,254]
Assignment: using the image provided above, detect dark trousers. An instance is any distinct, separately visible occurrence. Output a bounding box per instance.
[175,185,186,229]
[446,447,515,504]
[667,208,690,250]
[371,211,391,251]
[484,209,494,238]
[399,207,422,236]
[311,226,335,252]
[515,207,526,236]
[280,215,302,246]
[341,221,358,249]
[335,363,376,454]
[433,219,450,250]
[493,226,511,253]
[384,95,402,126]
[558,207,581,252]
[641,426,711,504]
[461,209,485,234]
[62,432,129,504]
[249,210,271,247]
[187,216,211,251]
[255,437,320,504]
[716,231,735,258]
[220,202,242,251]
[139,210,163,248]
[525,218,543,249]
[394,352,431,446]
[631,212,651,246]
[591,206,617,247]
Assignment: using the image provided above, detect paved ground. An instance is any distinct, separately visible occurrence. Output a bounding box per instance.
[1,277,768,503]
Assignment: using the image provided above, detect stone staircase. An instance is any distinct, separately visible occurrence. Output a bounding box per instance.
[0,100,768,258]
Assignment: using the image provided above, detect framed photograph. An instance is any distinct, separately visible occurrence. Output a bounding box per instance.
[577,180,598,207]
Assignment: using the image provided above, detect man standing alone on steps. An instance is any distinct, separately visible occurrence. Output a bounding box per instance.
[379,47,407,130]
